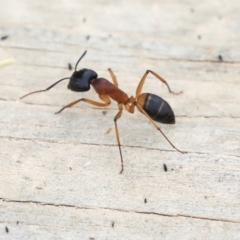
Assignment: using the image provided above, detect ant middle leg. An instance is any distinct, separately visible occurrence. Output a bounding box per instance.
[55,94,111,114]
[113,104,125,174]
[136,70,183,97]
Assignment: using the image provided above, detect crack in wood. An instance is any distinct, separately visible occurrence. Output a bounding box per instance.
[0,198,239,224]
[1,135,240,158]
[1,45,240,64]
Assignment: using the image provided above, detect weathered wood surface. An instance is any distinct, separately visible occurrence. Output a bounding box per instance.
[0,0,240,239]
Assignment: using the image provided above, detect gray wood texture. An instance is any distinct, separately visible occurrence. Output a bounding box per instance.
[0,0,240,239]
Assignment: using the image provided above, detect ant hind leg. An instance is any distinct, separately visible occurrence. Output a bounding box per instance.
[135,70,183,97]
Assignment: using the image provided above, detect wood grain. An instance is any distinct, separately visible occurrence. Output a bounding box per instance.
[0,0,240,239]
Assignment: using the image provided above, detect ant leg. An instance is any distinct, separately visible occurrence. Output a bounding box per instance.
[55,94,111,114]
[136,70,182,97]
[113,104,124,174]
[108,68,119,87]
[124,99,136,114]
[136,102,187,154]
[124,96,135,112]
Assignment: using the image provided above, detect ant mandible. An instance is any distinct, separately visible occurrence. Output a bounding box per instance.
[20,50,187,174]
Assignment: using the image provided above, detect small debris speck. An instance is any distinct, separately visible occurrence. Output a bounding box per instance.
[83,17,86,22]
[0,58,15,68]
[163,164,168,172]
[68,63,72,70]
[102,110,107,115]
[69,167,72,170]
[105,128,112,134]
[198,35,201,39]
[83,161,91,167]
[1,35,8,40]
[218,55,223,61]
[17,221,19,225]
[5,226,9,233]
[144,198,147,204]
[86,35,90,41]
[112,221,115,227]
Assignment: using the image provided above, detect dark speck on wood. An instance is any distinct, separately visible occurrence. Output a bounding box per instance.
[218,55,223,61]
[163,164,168,172]
[1,35,8,40]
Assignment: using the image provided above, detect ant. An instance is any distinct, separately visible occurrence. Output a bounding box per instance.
[20,50,187,174]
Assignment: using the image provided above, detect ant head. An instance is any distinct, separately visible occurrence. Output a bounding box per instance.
[68,68,97,92]
[67,50,97,92]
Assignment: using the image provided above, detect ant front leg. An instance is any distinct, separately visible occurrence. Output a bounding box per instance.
[55,94,111,114]
[108,68,119,87]
[136,70,183,97]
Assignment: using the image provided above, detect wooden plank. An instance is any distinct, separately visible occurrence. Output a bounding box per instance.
[0,201,240,240]
[1,49,240,120]
[1,101,240,156]
[1,134,240,221]
[0,0,240,239]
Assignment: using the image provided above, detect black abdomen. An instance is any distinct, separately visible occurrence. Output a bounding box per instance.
[143,93,175,124]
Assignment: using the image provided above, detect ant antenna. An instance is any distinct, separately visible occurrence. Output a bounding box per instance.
[20,50,88,100]
[75,50,87,71]
[20,77,70,99]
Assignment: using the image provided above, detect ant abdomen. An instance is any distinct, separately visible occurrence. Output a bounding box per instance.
[137,93,175,124]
